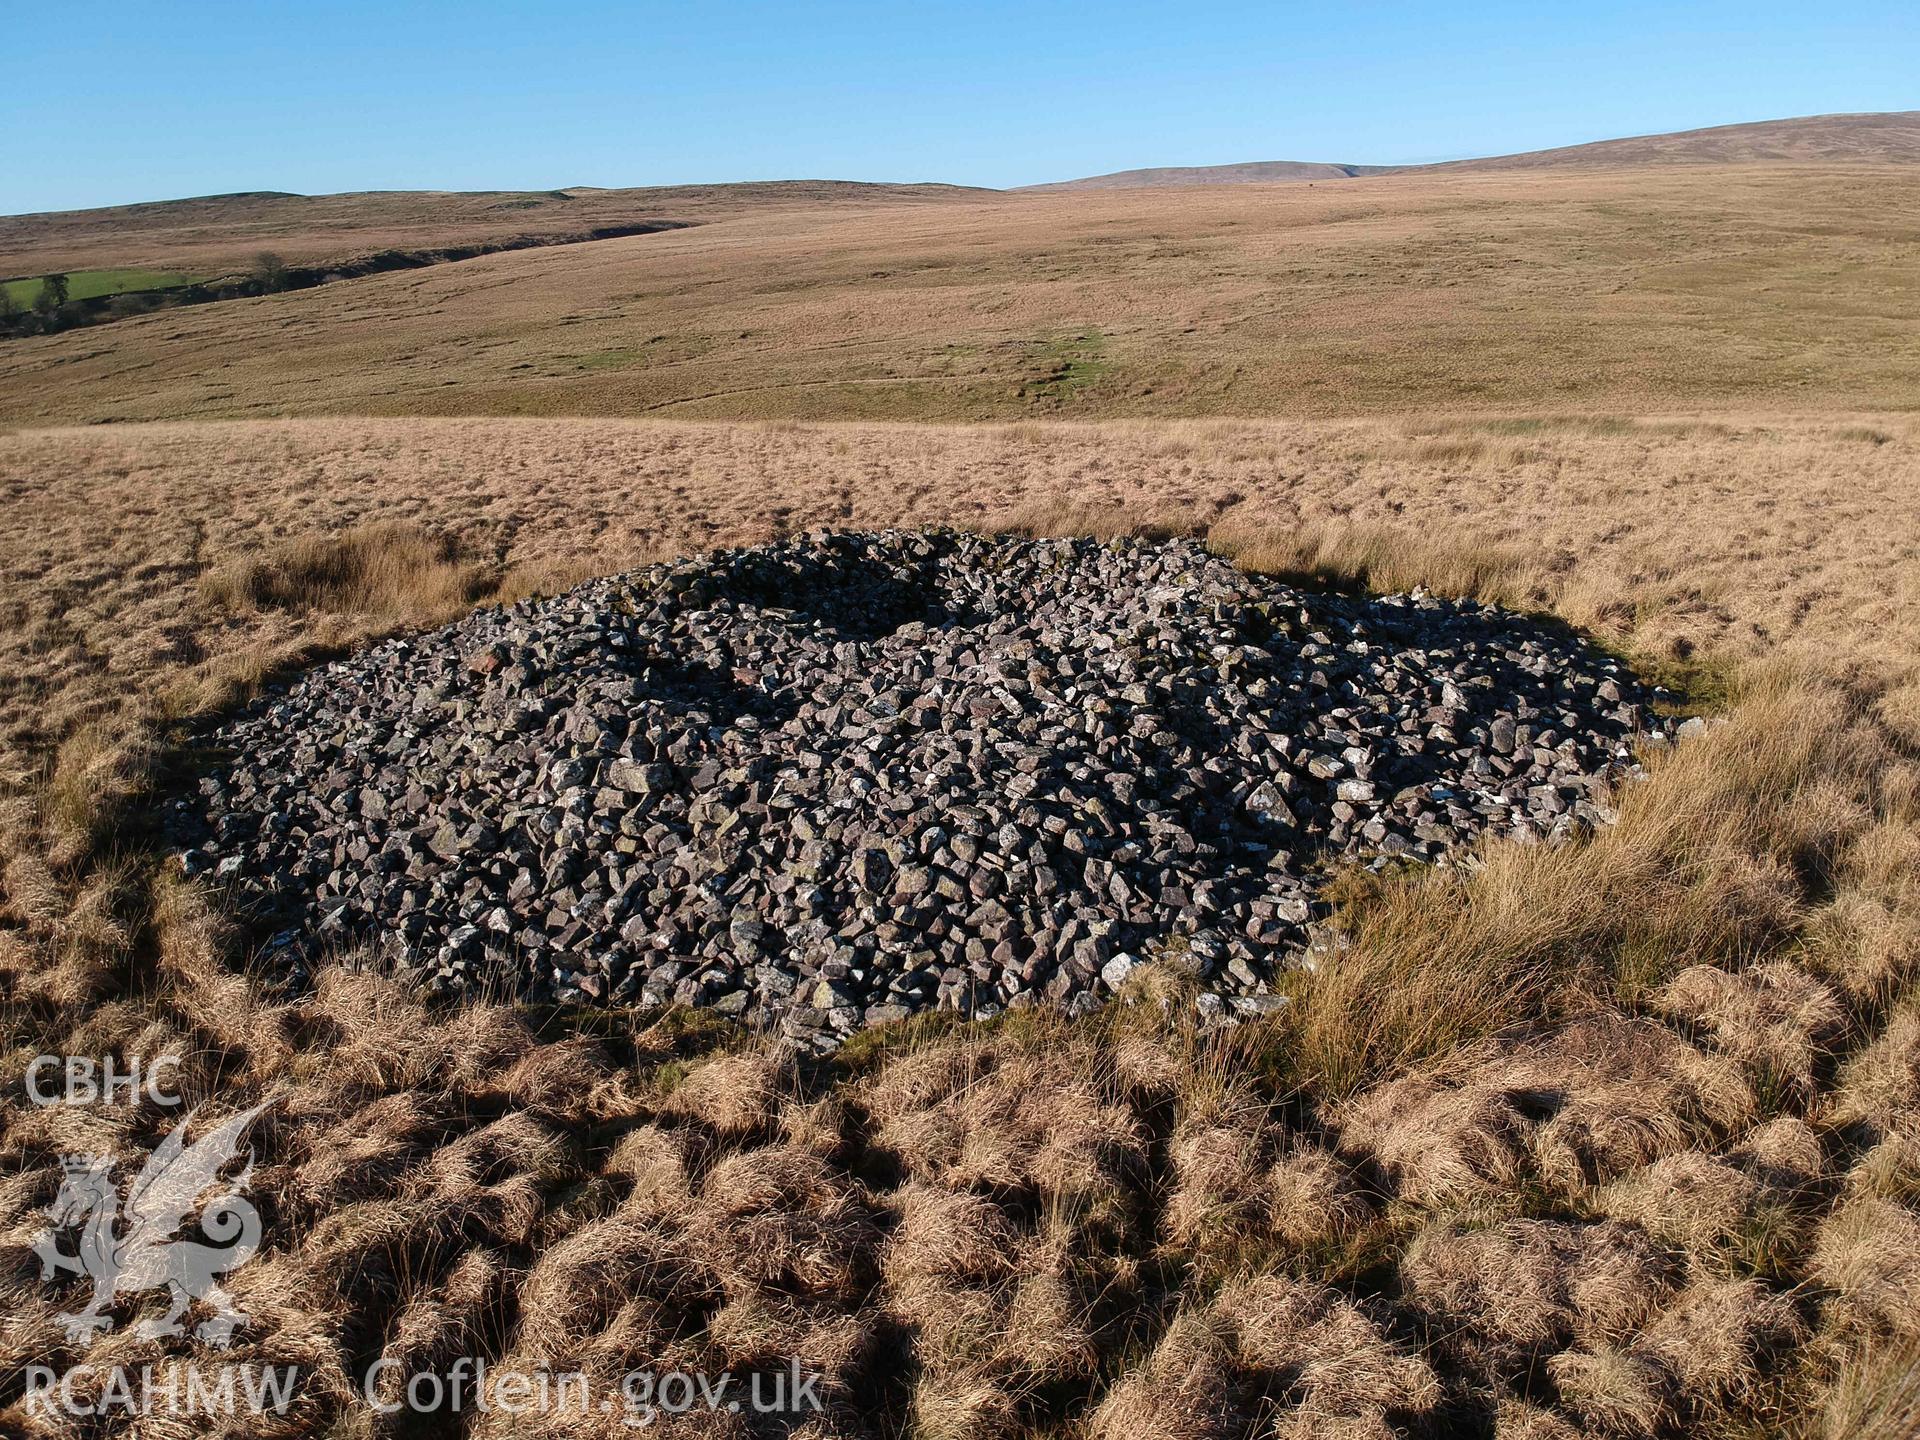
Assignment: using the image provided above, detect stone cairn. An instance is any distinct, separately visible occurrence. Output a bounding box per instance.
[174,530,1669,1047]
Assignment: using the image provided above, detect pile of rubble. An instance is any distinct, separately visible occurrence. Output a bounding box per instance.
[176,530,1669,1045]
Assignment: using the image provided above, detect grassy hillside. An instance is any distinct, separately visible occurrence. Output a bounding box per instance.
[0,181,986,285]
[1,164,1915,426]
[1030,110,1920,189]
[1020,159,1396,190]
[1432,108,1920,173]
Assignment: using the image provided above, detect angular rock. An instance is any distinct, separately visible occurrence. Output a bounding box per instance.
[174,529,1668,1046]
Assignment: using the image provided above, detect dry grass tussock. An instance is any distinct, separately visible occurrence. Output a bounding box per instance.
[1290,663,1888,1095]
[1,413,1919,1435]
[1089,1273,1441,1440]
[194,521,493,627]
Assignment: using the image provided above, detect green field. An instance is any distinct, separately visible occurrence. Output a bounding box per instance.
[1,266,197,306]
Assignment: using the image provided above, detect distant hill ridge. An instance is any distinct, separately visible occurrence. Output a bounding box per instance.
[5,110,1916,280]
[1022,110,1920,190]
[1021,160,1399,190]
[0,180,986,279]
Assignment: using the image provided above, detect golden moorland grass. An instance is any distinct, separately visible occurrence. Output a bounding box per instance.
[3,164,1918,427]
[2,412,1919,1437]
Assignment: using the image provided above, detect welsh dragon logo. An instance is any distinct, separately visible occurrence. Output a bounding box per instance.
[31,1101,270,1348]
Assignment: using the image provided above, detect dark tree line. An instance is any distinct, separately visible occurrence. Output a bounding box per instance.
[0,273,85,335]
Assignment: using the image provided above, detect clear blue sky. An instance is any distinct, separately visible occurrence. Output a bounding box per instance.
[6,0,1914,214]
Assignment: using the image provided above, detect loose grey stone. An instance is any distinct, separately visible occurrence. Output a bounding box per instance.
[171,529,1669,1046]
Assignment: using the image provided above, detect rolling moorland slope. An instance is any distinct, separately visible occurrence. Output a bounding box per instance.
[1424,108,1920,174]
[0,181,984,285]
[1027,109,1920,189]
[2,163,1918,426]
[1019,160,1398,191]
